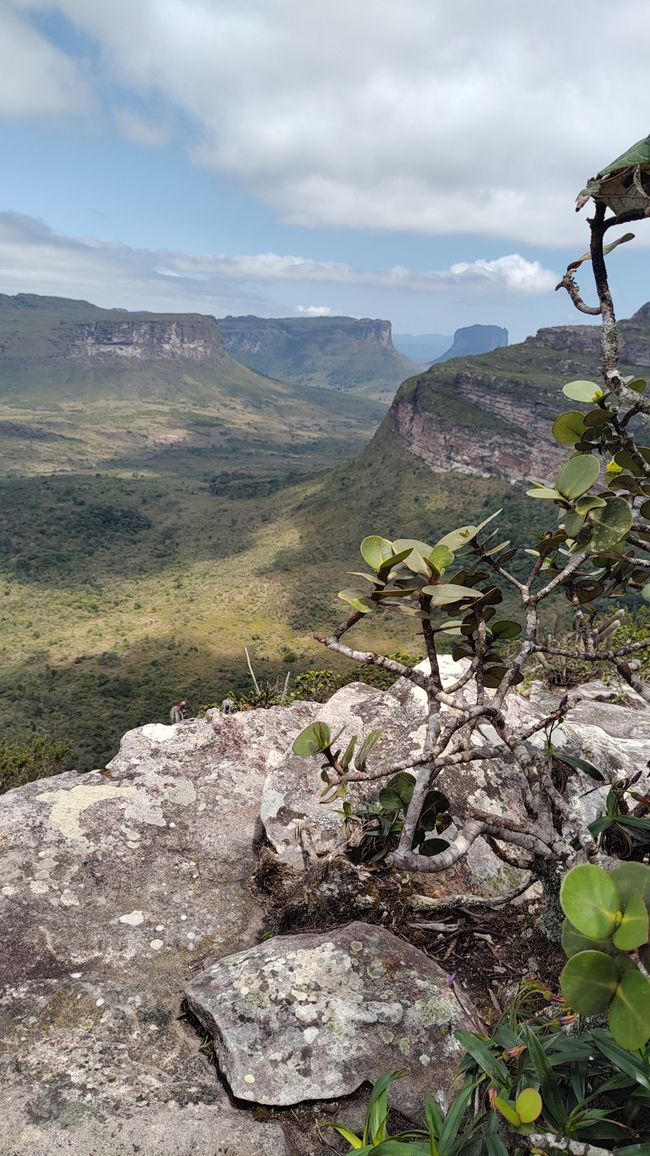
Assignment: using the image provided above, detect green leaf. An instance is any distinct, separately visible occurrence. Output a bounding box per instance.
[489,619,521,639]
[526,486,563,500]
[363,1070,406,1145]
[563,379,604,403]
[515,1089,542,1124]
[421,583,481,605]
[553,411,588,445]
[292,721,332,756]
[428,544,454,575]
[556,454,600,500]
[575,495,607,514]
[435,525,479,551]
[591,1028,650,1089]
[587,497,633,552]
[356,729,382,769]
[613,893,649,951]
[561,918,616,959]
[424,1095,443,1143]
[609,969,650,1050]
[560,950,620,1015]
[611,862,650,909]
[319,1121,364,1147]
[560,865,620,938]
[438,1083,474,1156]
[377,547,415,576]
[553,751,605,782]
[493,1096,520,1126]
[360,536,394,572]
[338,589,375,613]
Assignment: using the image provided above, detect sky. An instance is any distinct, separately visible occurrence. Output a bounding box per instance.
[1,0,650,342]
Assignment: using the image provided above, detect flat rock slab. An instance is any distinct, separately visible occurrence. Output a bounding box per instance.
[184,920,474,1121]
[0,704,315,1155]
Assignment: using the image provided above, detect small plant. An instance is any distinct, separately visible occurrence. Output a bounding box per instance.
[559,862,650,1049]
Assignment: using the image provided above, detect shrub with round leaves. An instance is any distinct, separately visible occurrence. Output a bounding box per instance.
[559,862,650,1049]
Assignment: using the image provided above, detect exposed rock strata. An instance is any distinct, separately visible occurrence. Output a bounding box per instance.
[65,318,224,361]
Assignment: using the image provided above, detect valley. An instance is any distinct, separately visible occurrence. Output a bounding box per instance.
[3,292,650,781]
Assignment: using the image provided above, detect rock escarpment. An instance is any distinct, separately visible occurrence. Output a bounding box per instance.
[65,318,224,362]
[218,314,416,391]
[372,302,650,484]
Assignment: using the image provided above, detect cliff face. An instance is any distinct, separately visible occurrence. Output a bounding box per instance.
[0,294,225,363]
[374,303,650,485]
[218,314,416,392]
[525,303,650,365]
[64,318,224,362]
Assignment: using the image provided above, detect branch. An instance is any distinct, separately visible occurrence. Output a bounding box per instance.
[554,269,602,315]
[391,818,486,872]
[314,633,428,688]
[409,875,533,914]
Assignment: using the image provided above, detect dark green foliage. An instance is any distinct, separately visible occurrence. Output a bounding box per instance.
[327,991,650,1152]
[0,734,72,792]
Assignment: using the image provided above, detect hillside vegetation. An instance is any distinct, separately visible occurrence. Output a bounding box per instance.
[4,294,650,780]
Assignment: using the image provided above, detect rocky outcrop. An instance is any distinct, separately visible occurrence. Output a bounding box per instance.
[0,704,316,1155]
[525,303,650,366]
[435,324,508,364]
[185,921,474,1120]
[388,374,563,482]
[65,318,225,361]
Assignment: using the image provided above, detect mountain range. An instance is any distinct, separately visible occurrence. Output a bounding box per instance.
[2,292,649,776]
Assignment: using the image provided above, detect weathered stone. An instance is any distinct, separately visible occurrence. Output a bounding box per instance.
[184,920,474,1121]
[261,681,427,868]
[263,662,650,901]
[0,704,316,1154]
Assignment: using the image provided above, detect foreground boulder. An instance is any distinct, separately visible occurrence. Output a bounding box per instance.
[185,920,475,1122]
[0,705,316,1155]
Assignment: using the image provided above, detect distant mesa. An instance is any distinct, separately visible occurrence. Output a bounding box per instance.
[434,324,509,364]
[218,314,417,393]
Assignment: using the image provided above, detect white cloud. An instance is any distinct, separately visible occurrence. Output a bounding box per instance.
[296,305,333,317]
[0,1,90,119]
[0,214,557,314]
[11,0,650,244]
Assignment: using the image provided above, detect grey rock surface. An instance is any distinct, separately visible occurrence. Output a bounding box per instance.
[0,704,315,1155]
[261,681,428,868]
[185,920,473,1120]
[263,662,650,899]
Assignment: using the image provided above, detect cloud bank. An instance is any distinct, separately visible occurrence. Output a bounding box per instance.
[0,213,557,316]
[7,0,650,244]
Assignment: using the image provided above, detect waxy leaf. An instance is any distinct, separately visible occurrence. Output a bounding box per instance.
[560,950,619,1015]
[338,588,375,613]
[515,1089,542,1124]
[612,892,649,951]
[553,411,588,445]
[435,525,478,551]
[526,486,563,500]
[421,583,481,606]
[428,544,454,574]
[561,918,616,959]
[292,721,332,756]
[360,536,394,572]
[556,454,600,500]
[609,970,650,1050]
[588,497,632,552]
[563,379,604,403]
[612,861,650,909]
[560,864,620,939]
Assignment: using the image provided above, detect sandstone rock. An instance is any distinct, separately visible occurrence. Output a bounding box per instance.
[261,681,427,869]
[0,704,316,1155]
[262,663,650,901]
[184,920,474,1121]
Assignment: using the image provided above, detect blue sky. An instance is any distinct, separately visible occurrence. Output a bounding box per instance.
[2,0,650,342]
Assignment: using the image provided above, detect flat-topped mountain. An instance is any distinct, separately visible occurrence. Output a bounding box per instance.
[435,323,508,364]
[0,293,225,363]
[218,314,417,395]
